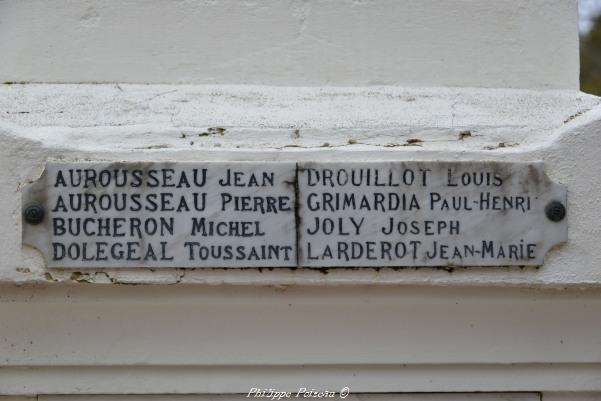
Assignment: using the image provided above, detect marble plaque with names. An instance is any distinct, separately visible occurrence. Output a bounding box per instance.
[22,161,567,268]
[297,162,567,267]
[22,162,297,268]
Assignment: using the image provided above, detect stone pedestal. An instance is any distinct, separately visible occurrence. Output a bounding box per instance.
[1,1,600,400]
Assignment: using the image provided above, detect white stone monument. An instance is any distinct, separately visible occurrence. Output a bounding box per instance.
[0,1,600,400]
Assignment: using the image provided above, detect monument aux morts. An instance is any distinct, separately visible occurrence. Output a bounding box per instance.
[1,0,600,399]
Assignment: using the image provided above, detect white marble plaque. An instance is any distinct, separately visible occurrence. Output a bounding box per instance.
[22,162,297,268]
[23,161,567,268]
[297,162,567,267]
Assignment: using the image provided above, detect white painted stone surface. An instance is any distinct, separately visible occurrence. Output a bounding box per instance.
[1,85,597,153]
[0,0,579,89]
[1,284,600,395]
[0,0,599,398]
[1,84,598,396]
[1,84,600,286]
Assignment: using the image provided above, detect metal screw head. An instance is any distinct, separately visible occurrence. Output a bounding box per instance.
[545,201,566,222]
[23,204,45,225]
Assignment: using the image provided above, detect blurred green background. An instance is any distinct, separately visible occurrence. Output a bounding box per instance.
[580,0,601,95]
[581,16,601,95]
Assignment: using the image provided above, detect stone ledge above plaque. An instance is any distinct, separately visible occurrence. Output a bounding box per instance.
[22,161,567,268]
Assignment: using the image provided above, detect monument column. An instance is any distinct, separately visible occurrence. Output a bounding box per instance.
[0,1,600,400]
